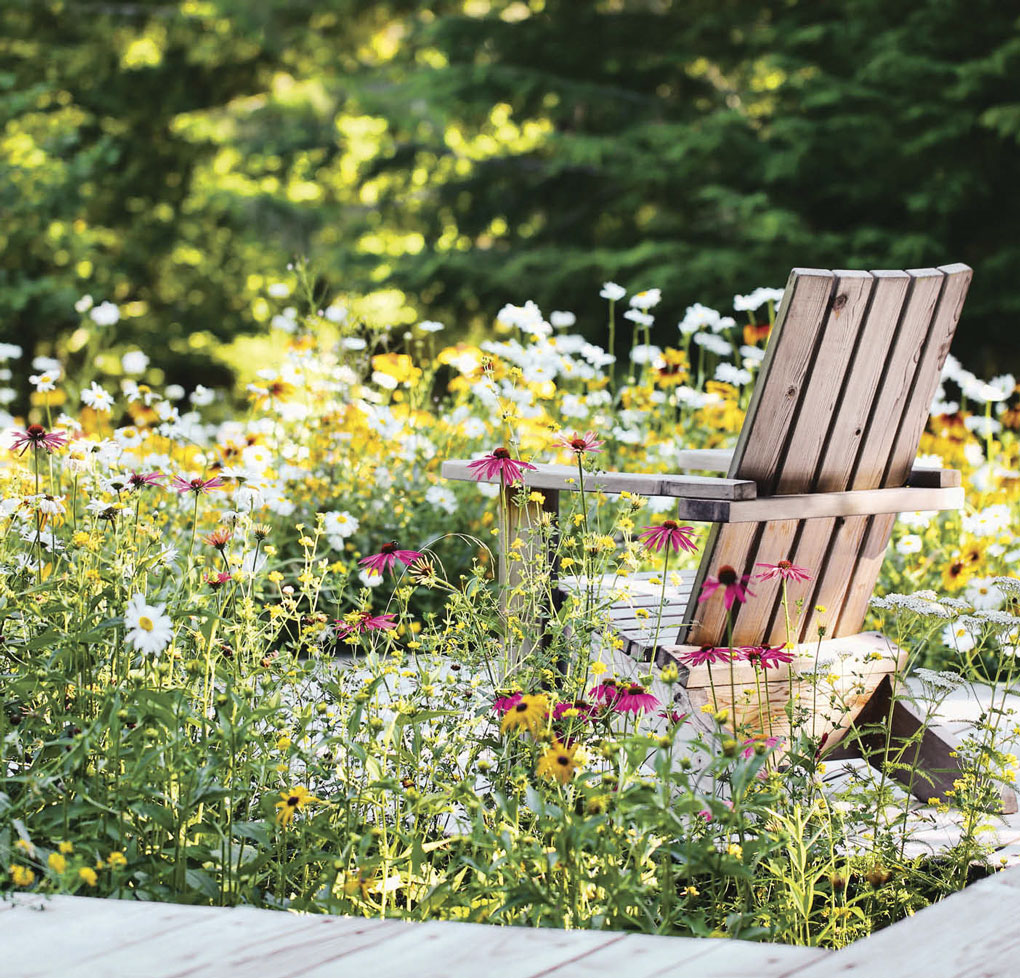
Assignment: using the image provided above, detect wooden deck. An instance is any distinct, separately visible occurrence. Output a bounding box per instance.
[5,863,1020,978]
[2,894,826,978]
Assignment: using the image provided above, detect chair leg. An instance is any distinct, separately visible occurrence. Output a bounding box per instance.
[825,674,1018,815]
[497,488,559,673]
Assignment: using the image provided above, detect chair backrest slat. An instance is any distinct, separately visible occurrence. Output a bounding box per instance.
[681,263,972,649]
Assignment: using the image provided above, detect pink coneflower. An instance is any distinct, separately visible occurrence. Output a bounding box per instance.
[334,611,398,639]
[493,692,523,715]
[739,645,796,670]
[614,683,660,715]
[552,699,596,721]
[128,471,164,490]
[10,425,68,456]
[698,565,754,610]
[658,708,688,725]
[637,520,698,554]
[678,646,732,667]
[172,475,226,495]
[698,799,734,822]
[589,679,625,705]
[741,735,782,759]
[554,430,605,455]
[755,559,812,583]
[359,542,424,575]
[466,447,537,486]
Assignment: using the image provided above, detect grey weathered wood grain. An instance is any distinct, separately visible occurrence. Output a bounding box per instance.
[441,461,757,500]
[726,268,837,490]
[661,485,963,524]
[0,896,829,978]
[789,864,1020,978]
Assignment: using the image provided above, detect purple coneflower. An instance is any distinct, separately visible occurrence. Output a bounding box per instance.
[10,424,68,456]
[493,692,523,715]
[171,475,226,495]
[552,699,596,721]
[741,735,782,759]
[698,565,754,610]
[613,683,660,715]
[334,611,398,639]
[678,646,732,667]
[359,542,424,575]
[657,708,688,725]
[637,520,698,554]
[466,447,537,486]
[589,679,624,705]
[755,559,812,583]
[740,645,796,670]
[128,471,164,490]
[554,430,605,455]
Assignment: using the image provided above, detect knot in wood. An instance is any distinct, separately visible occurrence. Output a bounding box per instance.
[832,293,848,312]
[786,385,797,398]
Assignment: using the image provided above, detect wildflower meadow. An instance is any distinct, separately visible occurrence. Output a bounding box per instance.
[1,277,1019,949]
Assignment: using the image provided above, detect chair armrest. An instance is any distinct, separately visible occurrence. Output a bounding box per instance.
[673,448,962,490]
[675,485,964,523]
[440,460,757,500]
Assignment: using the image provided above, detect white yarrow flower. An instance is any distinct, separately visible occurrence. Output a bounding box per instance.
[623,309,654,327]
[629,288,661,311]
[121,350,150,375]
[89,301,120,327]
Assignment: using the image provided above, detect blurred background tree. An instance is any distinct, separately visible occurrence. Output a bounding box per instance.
[2,0,1018,393]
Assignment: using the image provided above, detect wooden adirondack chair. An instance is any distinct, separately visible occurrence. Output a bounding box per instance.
[442,264,1016,811]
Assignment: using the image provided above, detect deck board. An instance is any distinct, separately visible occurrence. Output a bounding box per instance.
[0,896,827,978]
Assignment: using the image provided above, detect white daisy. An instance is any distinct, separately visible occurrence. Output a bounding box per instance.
[81,382,115,414]
[124,593,173,656]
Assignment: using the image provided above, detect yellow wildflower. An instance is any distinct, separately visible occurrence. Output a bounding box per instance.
[500,693,549,737]
[275,785,319,827]
[536,741,582,786]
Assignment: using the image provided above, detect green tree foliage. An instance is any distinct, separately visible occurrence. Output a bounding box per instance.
[2,0,1018,383]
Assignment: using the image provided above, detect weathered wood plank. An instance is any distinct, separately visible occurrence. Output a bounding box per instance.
[790,865,1020,978]
[441,461,757,500]
[813,270,911,493]
[693,485,963,524]
[682,522,760,646]
[727,518,799,647]
[500,489,559,669]
[726,268,837,490]
[792,515,871,644]
[833,513,897,637]
[825,674,1018,814]
[773,270,875,494]
[668,447,961,489]
[0,896,828,978]
[664,630,901,689]
[848,268,947,490]
[537,930,829,977]
[885,264,973,486]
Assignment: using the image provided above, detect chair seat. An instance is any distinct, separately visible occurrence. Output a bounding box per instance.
[558,570,696,659]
